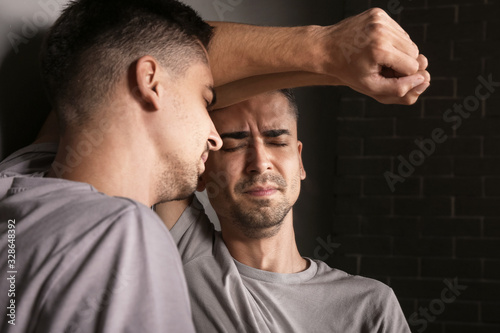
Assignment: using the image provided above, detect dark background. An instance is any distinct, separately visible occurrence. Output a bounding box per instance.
[328,1,500,332]
[1,0,499,332]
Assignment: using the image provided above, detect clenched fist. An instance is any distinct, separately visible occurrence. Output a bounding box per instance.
[318,8,430,104]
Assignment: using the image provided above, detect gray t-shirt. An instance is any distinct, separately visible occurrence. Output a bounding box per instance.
[171,197,411,333]
[0,143,195,333]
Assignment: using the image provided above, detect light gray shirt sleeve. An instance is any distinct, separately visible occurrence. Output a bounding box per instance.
[0,144,196,332]
[383,289,412,333]
[29,205,195,333]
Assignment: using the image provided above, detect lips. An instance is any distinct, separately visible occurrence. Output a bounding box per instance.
[201,152,209,163]
[235,174,287,197]
[244,185,279,197]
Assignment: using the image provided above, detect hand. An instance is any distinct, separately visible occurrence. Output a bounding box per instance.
[320,8,430,105]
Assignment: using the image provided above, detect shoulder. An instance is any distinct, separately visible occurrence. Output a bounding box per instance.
[98,199,185,278]
[312,259,410,332]
[34,198,192,332]
[0,143,57,176]
[313,259,395,299]
[12,183,175,262]
[47,196,184,296]
[2,173,171,251]
[92,197,175,251]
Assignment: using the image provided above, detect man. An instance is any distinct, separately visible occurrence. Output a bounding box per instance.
[0,0,427,331]
[1,1,218,332]
[157,90,411,332]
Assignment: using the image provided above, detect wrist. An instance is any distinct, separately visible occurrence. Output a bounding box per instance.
[314,24,347,84]
[300,25,331,75]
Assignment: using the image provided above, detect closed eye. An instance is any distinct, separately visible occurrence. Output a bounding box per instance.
[222,142,287,152]
[221,144,246,152]
[269,142,288,147]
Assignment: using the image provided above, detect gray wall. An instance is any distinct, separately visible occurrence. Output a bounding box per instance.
[0,0,69,159]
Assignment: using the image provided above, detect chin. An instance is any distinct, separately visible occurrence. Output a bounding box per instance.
[157,186,195,204]
[173,180,197,200]
[156,170,198,204]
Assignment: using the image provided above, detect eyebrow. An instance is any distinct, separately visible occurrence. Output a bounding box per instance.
[220,131,249,140]
[263,129,291,137]
[220,129,291,140]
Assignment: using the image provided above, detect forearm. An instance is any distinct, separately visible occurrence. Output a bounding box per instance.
[209,8,429,105]
[208,22,327,87]
[214,71,340,109]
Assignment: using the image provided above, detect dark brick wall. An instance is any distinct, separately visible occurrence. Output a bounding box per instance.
[328,1,500,332]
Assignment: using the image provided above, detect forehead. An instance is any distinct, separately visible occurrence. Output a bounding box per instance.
[210,92,297,135]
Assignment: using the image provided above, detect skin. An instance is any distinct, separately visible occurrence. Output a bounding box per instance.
[198,92,308,274]
[46,56,222,207]
[208,8,430,106]
[39,8,432,207]
[37,10,432,147]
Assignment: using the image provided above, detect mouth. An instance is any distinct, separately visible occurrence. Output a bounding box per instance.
[201,152,209,163]
[243,185,279,197]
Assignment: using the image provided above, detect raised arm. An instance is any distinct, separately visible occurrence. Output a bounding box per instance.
[208,8,430,106]
[34,8,430,146]
[213,72,340,108]
[213,56,428,109]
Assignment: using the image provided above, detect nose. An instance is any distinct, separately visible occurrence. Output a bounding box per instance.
[207,121,222,151]
[245,141,272,174]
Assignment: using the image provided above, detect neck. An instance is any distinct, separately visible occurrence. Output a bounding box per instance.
[220,210,308,274]
[46,125,157,207]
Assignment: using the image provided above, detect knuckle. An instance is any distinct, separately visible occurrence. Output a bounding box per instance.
[366,22,385,35]
[369,7,386,18]
[412,44,420,57]
[419,55,429,70]
[409,59,420,74]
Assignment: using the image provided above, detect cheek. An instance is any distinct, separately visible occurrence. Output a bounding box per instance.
[197,111,212,133]
[204,156,240,196]
[203,161,229,200]
[181,107,212,158]
[196,112,215,148]
[280,155,302,185]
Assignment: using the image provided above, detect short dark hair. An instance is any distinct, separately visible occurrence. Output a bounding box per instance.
[41,0,213,131]
[278,89,299,120]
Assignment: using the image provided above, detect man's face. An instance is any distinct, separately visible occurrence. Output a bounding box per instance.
[201,92,306,238]
[155,61,220,203]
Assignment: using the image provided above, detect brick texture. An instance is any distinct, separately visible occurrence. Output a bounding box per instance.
[330,1,500,331]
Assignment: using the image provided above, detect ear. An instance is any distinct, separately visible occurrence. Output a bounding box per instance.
[134,56,162,111]
[297,141,306,180]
